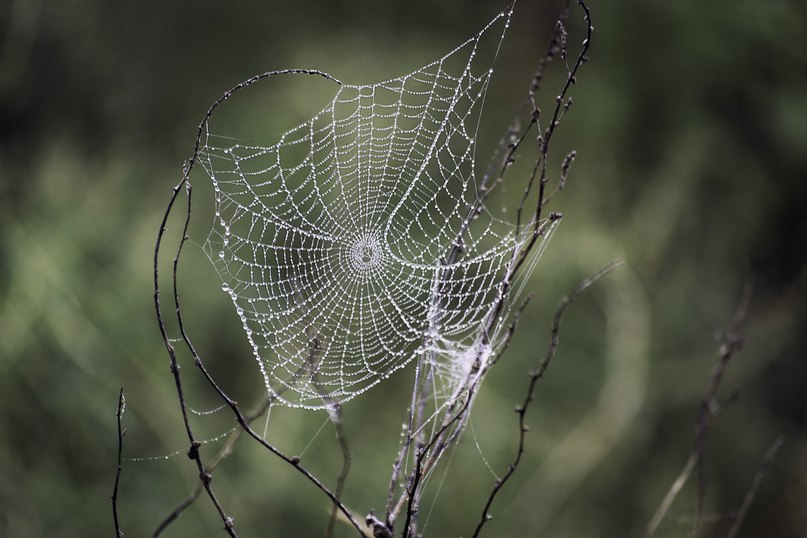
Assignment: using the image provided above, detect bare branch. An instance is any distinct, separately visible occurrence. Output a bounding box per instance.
[151,395,273,537]
[382,3,595,535]
[158,179,237,537]
[111,388,126,538]
[150,1,597,534]
[645,277,755,538]
[644,453,698,538]
[726,436,785,538]
[154,69,368,537]
[693,279,752,537]
[326,403,353,538]
[402,392,474,538]
[472,258,623,537]
[496,0,593,337]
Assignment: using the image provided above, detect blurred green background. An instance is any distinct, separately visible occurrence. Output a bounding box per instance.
[1,0,805,536]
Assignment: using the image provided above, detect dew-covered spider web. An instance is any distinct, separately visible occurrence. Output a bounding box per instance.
[199,8,554,409]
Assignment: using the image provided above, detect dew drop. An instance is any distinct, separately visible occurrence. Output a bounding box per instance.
[221,283,229,292]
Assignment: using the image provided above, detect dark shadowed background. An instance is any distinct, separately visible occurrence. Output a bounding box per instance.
[1,0,805,536]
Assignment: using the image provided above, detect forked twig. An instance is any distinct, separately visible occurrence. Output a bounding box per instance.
[490,0,592,339]
[151,395,273,537]
[157,179,237,537]
[402,393,474,538]
[472,259,624,537]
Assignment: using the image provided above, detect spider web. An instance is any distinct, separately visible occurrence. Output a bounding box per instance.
[199,9,548,409]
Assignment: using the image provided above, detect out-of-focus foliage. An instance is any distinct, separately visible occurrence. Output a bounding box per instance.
[1,0,805,536]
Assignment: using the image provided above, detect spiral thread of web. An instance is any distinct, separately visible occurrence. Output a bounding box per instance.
[199,9,547,408]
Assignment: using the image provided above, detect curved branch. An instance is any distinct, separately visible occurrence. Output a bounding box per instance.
[154,68,367,537]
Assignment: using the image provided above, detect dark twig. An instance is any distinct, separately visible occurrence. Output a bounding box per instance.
[402,392,474,538]
[309,340,355,538]
[383,358,439,536]
[327,404,353,538]
[385,363,436,536]
[392,354,487,537]
[492,0,592,337]
[645,279,754,538]
[112,388,126,538]
[693,279,752,538]
[472,258,623,538]
[155,68,367,537]
[726,436,785,538]
[382,3,593,535]
[153,493,199,538]
[151,395,274,537]
[515,2,571,233]
[531,0,591,230]
[171,180,366,537]
[160,180,237,536]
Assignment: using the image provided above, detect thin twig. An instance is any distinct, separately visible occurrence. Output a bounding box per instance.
[515,3,570,233]
[393,357,485,535]
[402,392,474,538]
[693,279,752,538]
[472,258,623,537]
[111,388,126,538]
[384,419,412,530]
[384,2,594,535]
[162,180,238,536]
[489,0,592,339]
[154,68,368,537]
[151,395,273,537]
[168,178,367,538]
[382,352,434,536]
[645,278,754,538]
[645,453,698,538]
[384,355,440,535]
[726,436,785,538]
[325,403,352,538]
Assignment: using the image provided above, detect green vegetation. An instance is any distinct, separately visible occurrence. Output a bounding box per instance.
[1,1,804,536]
